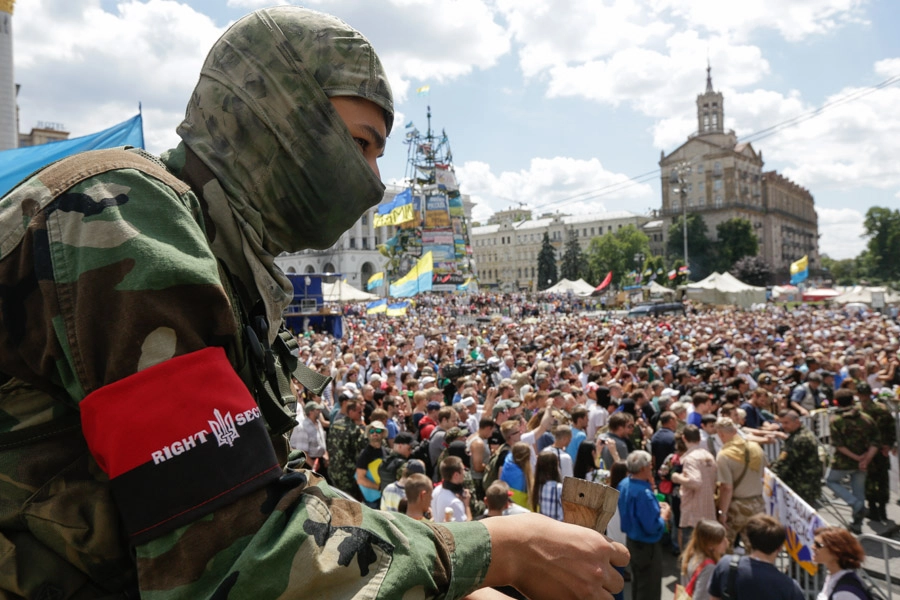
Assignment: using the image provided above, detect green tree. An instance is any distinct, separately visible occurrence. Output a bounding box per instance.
[587,225,651,288]
[537,231,558,290]
[667,214,712,279]
[714,218,759,273]
[732,255,772,287]
[820,254,861,286]
[560,229,587,281]
[862,207,900,283]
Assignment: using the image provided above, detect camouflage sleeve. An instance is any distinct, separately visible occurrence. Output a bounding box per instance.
[1,164,492,598]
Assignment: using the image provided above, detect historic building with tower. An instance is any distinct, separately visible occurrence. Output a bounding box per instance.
[659,67,819,277]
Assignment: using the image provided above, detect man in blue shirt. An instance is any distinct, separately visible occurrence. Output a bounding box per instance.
[566,406,588,460]
[618,450,671,600]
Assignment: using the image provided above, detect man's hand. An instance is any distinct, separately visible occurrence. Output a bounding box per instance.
[480,514,629,600]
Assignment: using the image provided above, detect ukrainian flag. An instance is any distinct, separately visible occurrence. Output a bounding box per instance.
[790,255,809,285]
[374,188,415,227]
[457,277,474,291]
[389,252,433,298]
[366,299,387,315]
[386,301,410,316]
[367,272,384,291]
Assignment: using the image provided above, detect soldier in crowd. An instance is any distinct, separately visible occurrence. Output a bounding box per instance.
[827,389,880,533]
[858,383,896,521]
[772,409,822,507]
[327,397,367,500]
[0,7,630,599]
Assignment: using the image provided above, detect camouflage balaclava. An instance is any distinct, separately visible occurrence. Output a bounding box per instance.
[170,7,393,341]
[177,6,393,253]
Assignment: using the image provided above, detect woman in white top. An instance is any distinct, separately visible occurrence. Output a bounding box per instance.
[813,526,873,600]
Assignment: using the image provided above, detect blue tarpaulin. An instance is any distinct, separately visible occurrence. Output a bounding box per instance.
[0,113,144,197]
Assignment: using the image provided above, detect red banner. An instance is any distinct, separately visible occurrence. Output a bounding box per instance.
[594,271,613,291]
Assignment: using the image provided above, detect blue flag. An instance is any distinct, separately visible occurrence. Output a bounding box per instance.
[0,114,144,197]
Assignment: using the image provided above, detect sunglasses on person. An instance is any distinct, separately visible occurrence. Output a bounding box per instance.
[369,428,385,435]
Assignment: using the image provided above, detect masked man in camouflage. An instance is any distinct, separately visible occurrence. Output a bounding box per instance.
[827,389,879,533]
[0,6,627,599]
[772,409,822,507]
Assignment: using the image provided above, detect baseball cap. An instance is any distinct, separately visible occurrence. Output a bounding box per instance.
[367,421,386,434]
[660,388,680,400]
[426,400,443,412]
[461,397,476,407]
[856,382,872,395]
[394,432,415,445]
[304,401,324,413]
[405,459,427,475]
[492,399,520,418]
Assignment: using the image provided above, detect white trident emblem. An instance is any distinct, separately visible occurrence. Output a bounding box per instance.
[209,409,240,447]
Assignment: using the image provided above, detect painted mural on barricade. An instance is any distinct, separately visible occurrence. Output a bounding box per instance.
[763,469,828,575]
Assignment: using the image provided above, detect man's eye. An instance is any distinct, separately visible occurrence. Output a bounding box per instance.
[355,138,369,150]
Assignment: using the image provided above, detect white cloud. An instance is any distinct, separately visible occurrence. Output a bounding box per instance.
[15,0,224,154]
[817,207,866,260]
[546,31,769,119]
[456,157,656,223]
[651,0,867,42]
[298,0,510,102]
[758,84,900,193]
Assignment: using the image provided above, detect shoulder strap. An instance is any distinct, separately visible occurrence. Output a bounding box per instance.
[732,445,751,489]
[38,147,190,197]
[724,555,741,600]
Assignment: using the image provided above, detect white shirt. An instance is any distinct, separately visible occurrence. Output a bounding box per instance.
[543,446,574,479]
[586,404,609,441]
[431,484,467,522]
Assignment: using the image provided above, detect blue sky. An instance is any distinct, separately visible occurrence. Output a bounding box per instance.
[14,0,900,259]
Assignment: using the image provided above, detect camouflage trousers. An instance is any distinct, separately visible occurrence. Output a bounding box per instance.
[725,495,765,551]
[865,452,890,505]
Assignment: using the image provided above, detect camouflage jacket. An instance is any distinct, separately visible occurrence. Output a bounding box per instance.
[326,414,367,495]
[772,426,821,505]
[861,400,896,449]
[830,409,880,471]
[0,149,490,598]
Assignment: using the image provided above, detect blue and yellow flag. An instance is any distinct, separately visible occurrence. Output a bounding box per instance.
[366,299,387,314]
[458,277,474,291]
[790,255,809,285]
[374,188,415,227]
[367,272,384,291]
[389,252,433,298]
[386,301,410,317]
[416,84,430,96]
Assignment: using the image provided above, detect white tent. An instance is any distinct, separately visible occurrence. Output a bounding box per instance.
[540,278,596,297]
[645,281,676,297]
[684,272,766,308]
[832,286,900,306]
[322,280,378,302]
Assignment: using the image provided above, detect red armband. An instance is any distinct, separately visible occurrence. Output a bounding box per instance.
[81,347,280,545]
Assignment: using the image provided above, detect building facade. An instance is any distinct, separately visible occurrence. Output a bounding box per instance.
[471,210,655,291]
[659,67,818,275]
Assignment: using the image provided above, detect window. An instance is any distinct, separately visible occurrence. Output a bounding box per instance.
[697,164,704,174]
[362,238,369,249]
[715,195,723,207]
[583,228,587,237]
[698,182,704,192]
[361,214,368,226]
[591,227,595,235]
[608,226,612,232]
[714,180,723,190]
[349,237,356,249]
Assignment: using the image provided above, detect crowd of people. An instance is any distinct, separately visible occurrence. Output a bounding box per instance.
[290,296,900,599]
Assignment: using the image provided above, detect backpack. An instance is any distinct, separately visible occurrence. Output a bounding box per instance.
[407,439,433,479]
[831,571,884,600]
[482,443,510,490]
[377,453,407,491]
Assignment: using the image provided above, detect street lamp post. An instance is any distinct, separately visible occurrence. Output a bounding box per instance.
[634,252,645,282]
[669,163,691,277]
